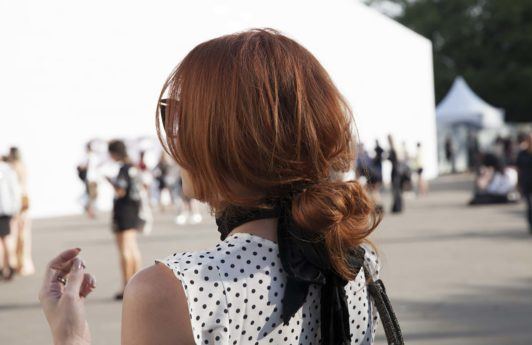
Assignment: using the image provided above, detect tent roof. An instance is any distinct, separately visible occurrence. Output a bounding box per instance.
[436,77,504,128]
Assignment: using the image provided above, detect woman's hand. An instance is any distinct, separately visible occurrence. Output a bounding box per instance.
[39,248,96,345]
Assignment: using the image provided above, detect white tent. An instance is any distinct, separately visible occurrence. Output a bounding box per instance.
[0,0,437,217]
[436,77,504,128]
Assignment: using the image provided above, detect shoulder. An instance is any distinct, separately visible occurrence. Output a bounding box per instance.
[122,264,194,345]
[125,263,180,301]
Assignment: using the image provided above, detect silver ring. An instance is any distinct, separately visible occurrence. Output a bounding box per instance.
[56,275,67,285]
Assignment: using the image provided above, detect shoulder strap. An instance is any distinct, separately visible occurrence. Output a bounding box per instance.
[365,276,404,345]
[353,247,404,345]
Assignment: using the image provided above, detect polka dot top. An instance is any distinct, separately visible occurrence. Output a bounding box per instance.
[156,232,380,345]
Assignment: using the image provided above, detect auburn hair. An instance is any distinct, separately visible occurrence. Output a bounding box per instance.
[157,28,380,280]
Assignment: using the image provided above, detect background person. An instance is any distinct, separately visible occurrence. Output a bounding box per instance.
[444,135,456,173]
[77,141,99,219]
[414,142,428,195]
[107,140,143,300]
[516,133,532,233]
[8,147,35,276]
[388,134,403,213]
[153,152,173,211]
[0,156,21,281]
[469,152,518,205]
[356,143,383,212]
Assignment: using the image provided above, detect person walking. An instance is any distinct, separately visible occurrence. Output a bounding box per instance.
[444,135,456,173]
[8,147,35,276]
[40,29,403,345]
[516,133,532,233]
[77,141,99,219]
[371,140,385,211]
[0,156,21,281]
[107,140,143,300]
[356,143,383,212]
[388,135,403,213]
[414,142,428,196]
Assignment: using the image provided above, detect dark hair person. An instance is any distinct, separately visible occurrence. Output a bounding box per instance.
[107,139,143,300]
[39,29,402,345]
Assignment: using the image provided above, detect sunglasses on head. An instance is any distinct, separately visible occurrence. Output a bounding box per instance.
[158,98,169,125]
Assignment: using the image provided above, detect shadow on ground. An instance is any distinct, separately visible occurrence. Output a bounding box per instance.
[376,279,532,345]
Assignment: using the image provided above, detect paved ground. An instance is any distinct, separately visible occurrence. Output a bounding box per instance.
[0,174,531,345]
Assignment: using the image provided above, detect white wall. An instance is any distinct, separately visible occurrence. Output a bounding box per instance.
[0,0,436,218]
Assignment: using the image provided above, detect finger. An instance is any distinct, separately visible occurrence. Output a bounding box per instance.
[56,257,88,276]
[64,258,85,298]
[80,273,96,298]
[44,248,81,282]
[41,248,81,301]
[47,248,81,271]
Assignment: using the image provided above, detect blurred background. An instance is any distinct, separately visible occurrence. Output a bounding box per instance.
[0,0,530,344]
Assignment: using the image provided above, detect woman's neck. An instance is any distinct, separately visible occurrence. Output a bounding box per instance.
[229,217,278,243]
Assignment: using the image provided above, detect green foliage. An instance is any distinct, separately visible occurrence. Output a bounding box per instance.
[368,0,532,122]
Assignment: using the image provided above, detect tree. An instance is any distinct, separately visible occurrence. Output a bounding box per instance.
[366,0,532,122]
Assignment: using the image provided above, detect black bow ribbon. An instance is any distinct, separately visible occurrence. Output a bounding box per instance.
[216,195,366,345]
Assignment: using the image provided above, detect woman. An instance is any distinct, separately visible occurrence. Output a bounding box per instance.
[387,135,403,213]
[40,29,402,345]
[8,147,35,276]
[107,140,143,300]
[77,141,99,219]
[0,156,21,280]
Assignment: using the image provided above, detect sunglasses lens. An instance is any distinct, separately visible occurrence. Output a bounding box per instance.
[159,98,168,125]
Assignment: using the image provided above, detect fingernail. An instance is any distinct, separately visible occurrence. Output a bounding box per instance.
[74,258,83,270]
[90,276,96,287]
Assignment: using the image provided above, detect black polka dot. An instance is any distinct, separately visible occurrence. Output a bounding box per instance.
[157,234,380,344]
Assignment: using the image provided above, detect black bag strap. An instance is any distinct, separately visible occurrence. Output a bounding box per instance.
[366,277,404,345]
[359,249,404,345]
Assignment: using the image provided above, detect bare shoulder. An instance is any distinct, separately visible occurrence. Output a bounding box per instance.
[121,264,194,345]
[125,263,179,299]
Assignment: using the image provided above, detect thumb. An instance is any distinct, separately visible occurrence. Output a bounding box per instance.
[64,258,85,297]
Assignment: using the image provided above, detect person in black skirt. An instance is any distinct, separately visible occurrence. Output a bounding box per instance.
[107,140,143,299]
[0,215,14,281]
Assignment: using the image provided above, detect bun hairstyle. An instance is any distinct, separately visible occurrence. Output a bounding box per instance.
[157,28,381,280]
[292,180,379,280]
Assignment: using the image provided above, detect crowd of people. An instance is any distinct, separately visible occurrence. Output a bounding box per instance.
[74,134,428,296]
[354,135,428,215]
[77,139,203,224]
[0,147,34,283]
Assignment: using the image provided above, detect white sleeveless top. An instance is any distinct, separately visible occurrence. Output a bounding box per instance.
[156,233,380,345]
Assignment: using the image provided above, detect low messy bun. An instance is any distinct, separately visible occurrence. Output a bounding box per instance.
[291,180,381,280]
